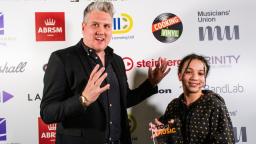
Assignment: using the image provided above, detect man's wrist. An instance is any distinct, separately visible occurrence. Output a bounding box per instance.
[80,95,90,107]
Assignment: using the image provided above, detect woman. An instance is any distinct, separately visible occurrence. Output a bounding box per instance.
[149,54,235,144]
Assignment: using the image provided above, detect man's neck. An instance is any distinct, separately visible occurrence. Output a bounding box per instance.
[96,51,105,66]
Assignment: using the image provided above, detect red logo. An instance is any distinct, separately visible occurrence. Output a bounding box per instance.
[123,57,180,71]
[35,12,65,41]
[123,57,134,71]
[38,117,56,144]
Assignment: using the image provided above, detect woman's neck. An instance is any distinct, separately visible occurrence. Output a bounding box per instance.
[183,91,202,106]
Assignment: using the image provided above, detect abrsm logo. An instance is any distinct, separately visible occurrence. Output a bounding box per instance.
[38,117,56,144]
[35,12,65,41]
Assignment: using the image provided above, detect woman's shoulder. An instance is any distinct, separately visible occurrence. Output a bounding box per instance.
[203,90,226,107]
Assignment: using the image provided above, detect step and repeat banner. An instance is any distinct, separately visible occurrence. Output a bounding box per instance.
[0,0,255,143]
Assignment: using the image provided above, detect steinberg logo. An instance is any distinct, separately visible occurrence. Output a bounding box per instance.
[122,57,180,71]
[0,91,14,103]
[199,25,239,41]
[0,118,7,141]
[0,12,4,35]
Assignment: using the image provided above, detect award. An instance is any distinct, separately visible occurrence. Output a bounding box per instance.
[150,122,177,144]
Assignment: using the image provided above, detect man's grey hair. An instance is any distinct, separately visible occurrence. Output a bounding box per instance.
[83,1,114,22]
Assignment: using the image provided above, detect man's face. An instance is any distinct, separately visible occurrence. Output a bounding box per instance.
[82,10,112,52]
[178,59,206,94]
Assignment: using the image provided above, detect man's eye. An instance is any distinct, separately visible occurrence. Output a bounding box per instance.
[105,25,111,29]
[92,23,98,27]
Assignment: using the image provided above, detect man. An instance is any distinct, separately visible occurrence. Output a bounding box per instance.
[40,2,170,144]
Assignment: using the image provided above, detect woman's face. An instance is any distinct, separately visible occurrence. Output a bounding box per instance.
[179,59,206,94]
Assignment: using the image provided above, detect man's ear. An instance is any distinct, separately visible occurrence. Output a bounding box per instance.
[82,23,85,31]
[178,73,182,81]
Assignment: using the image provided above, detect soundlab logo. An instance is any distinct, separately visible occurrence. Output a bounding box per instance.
[35,12,65,41]
[0,12,4,35]
[0,91,14,104]
[152,13,183,43]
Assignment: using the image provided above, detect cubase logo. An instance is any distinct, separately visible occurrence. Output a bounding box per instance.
[38,117,56,144]
[122,57,180,71]
[35,12,65,41]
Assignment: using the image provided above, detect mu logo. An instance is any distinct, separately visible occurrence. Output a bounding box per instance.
[199,25,239,41]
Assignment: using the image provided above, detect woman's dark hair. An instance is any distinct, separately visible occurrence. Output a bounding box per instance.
[178,53,210,77]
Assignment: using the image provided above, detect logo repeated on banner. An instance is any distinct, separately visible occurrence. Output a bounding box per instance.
[112,13,134,40]
[152,13,183,43]
[122,57,180,71]
[128,114,138,142]
[204,83,244,94]
[27,92,42,102]
[38,117,56,144]
[122,57,134,71]
[0,91,14,104]
[0,118,7,141]
[0,12,4,35]
[199,25,239,41]
[0,12,16,47]
[128,114,137,133]
[113,13,133,34]
[35,12,65,41]
[233,126,247,143]
[0,61,27,74]
[204,55,240,68]
[197,10,240,41]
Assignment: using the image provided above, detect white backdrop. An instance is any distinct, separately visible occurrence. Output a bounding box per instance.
[0,0,255,144]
